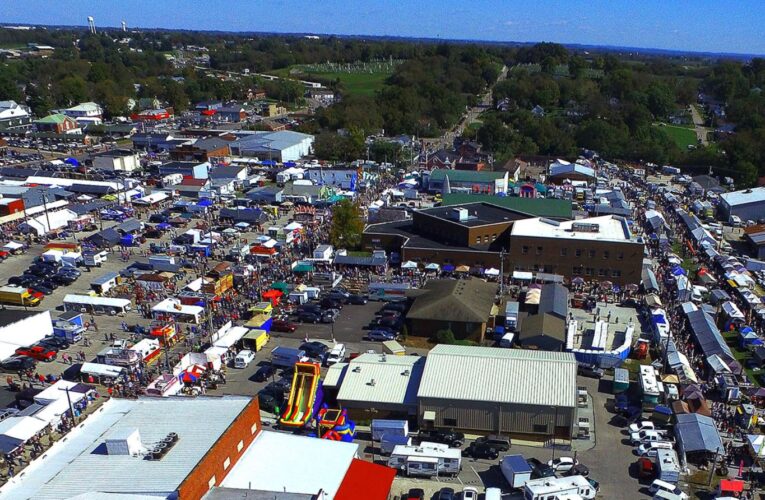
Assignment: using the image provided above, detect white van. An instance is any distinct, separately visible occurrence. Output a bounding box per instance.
[649,479,687,499]
[325,343,346,366]
[484,487,502,500]
[234,350,256,369]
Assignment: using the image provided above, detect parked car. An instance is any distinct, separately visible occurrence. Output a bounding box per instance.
[405,488,424,500]
[254,364,276,382]
[300,341,329,359]
[629,421,657,434]
[566,463,590,477]
[636,441,675,457]
[577,363,604,378]
[527,458,555,479]
[258,392,279,413]
[418,429,464,448]
[271,320,297,333]
[548,457,578,473]
[297,311,322,324]
[461,487,479,500]
[347,294,368,305]
[320,309,339,323]
[381,302,407,313]
[320,298,343,310]
[326,289,350,302]
[464,441,499,459]
[51,274,76,286]
[27,283,53,295]
[630,430,670,445]
[367,329,397,341]
[15,345,57,362]
[473,434,510,452]
[0,355,36,372]
[437,488,455,500]
[37,336,71,350]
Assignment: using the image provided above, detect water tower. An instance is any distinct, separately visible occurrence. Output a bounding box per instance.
[87,16,96,34]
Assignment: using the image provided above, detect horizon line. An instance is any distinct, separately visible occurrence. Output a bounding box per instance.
[4,22,764,60]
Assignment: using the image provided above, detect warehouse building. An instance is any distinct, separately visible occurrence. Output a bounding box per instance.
[229,130,314,162]
[718,187,765,223]
[417,345,577,440]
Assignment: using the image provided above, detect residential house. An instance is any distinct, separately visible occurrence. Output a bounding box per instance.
[62,102,103,126]
[91,149,141,172]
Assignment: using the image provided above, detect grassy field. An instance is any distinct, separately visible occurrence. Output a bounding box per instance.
[269,60,400,96]
[655,123,698,150]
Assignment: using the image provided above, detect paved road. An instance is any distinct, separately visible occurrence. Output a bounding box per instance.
[689,104,710,146]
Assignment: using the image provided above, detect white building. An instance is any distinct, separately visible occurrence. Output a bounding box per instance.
[0,100,32,130]
[230,130,314,162]
[63,102,103,126]
[92,149,141,172]
[0,310,53,362]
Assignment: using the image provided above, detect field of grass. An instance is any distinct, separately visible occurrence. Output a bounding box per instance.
[655,123,698,150]
[269,60,399,96]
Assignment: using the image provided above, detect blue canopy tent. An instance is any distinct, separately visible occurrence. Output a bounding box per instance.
[284,161,297,167]
[157,222,171,230]
[260,160,276,166]
[671,265,687,276]
[197,199,214,207]
[442,264,455,272]
[64,157,80,167]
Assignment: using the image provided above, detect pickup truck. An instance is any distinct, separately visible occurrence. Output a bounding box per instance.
[417,429,465,448]
[630,429,672,445]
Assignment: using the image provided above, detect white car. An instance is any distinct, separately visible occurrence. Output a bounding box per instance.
[630,430,667,445]
[636,441,674,457]
[547,456,578,473]
[461,486,479,500]
[628,420,656,433]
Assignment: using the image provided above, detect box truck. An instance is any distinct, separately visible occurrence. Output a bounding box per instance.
[501,454,533,489]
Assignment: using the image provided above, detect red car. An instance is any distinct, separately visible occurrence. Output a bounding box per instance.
[271,319,297,333]
[15,345,57,362]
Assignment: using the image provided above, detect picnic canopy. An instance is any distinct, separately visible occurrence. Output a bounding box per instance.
[270,282,289,293]
[401,261,418,270]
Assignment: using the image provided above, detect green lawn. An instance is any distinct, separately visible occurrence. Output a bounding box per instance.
[268,62,397,96]
[655,123,698,150]
[722,330,761,387]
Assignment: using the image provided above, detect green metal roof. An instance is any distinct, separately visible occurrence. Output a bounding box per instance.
[34,113,69,124]
[429,169,506,183]
[442,193,572,219]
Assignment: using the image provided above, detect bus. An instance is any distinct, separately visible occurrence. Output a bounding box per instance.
[63,294,132,316]
[367,282,411,302]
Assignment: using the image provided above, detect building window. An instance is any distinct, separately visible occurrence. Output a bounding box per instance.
[612,270,622,277]
[572,266,583,276]
[533,424,548,433]
[492,233,497,241]
[522,246,529,255]
[484,235,489,244]
[250,422,258,434]
[223,457,231,470]
[208,476,217,489]
[237,440,244,452]
[536,246,542,255]
[589,250,596,258]
[443,418,458,427]
[575,249,582,257]
[585,267,594,276]
[603,251,609,260]
[476,236,481,245]
[598,269,607,277]
[560,248,568,257]
[617,252,624,260]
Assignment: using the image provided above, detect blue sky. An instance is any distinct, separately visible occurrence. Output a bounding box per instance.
[1,0,763,55]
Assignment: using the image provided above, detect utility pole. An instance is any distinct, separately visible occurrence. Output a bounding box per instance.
[499,247,507,295]
[707,446,721,487]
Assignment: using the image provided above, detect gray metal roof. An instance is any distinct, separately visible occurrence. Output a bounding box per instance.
[538,284,568,318]
[1,397,253,499]
[720,187,765,207]
[675,413,723,453]
[336,353,424,407]
[417,345,577,407]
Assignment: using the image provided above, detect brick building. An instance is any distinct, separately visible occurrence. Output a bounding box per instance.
[0,396,261,499]
[508,215,644,285]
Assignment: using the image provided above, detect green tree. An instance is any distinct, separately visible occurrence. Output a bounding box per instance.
[329,199,364,249]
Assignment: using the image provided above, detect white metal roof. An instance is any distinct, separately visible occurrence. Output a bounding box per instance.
[64,294,132,308]
[337,353,425,407]
[221,430,358,498]
[152,298,203,316]
[417,345,577,408]
[720,186,765,207]
[0,397,252,500]
[510,215,632,243]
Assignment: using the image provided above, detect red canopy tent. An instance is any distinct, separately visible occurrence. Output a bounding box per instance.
[262,289,283,306]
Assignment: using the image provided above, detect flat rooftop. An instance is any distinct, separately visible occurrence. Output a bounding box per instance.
[365,220,498,251]
[0,396,253,500]
[511,215,633,243]
[418,203,526,227]
[221,431,358,498]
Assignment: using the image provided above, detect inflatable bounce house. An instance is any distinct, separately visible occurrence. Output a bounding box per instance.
[316,405,356,442]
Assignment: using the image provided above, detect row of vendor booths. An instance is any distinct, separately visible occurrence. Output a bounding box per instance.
[0,380,96,455]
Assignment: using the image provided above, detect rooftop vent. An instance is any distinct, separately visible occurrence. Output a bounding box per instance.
[369,378,376,386]
[402,369,410,376]
[105,428,143,456]
[147,432,180,461]
[571,222,600,233]
[352,366,361,373]
[450,207,468,222]
[540,218,560,227]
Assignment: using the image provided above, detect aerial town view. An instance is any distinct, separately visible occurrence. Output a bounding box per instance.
[0,1,764,499]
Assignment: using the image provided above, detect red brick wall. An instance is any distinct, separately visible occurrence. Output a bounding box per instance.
[177,398,262,500]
